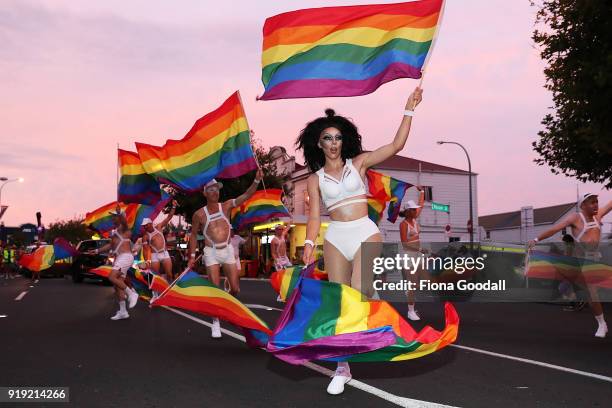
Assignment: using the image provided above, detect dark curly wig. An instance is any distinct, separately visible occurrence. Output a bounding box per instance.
[295,108,363,172]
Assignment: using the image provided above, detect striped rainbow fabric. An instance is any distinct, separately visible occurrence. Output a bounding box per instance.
[267,265,459,364]
[118,149,161,205]
[367,195,387,224]
[230,189,290,230]
[270,265,328,302]
[52,238,79,260]
[151,270,272,336]
[127,267,153,300]
[18,245,55,272]
[90,265,113,278]
[367,169,412,223]
[136,92,258,192]
[527,250,612,289]
[260,0,443,99]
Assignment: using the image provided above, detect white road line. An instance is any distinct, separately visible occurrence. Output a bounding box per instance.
[244,303,284,312]
[161,306,456,408]
[449,344,612,383]
[15,291,28,301]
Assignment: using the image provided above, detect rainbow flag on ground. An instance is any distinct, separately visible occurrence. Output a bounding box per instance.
[151,270,272,336]
[147,270,170,293]
[270,265,328,302]
[136,92,258,192]
[18,246,55,272]
[527,251,612,289]
[118,149,162,205]
[367,170,412,223]
[230,189,289,230]
[260,0,444,100]
[267,265,459,364]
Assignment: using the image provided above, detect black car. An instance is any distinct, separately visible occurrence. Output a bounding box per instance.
[71,239,111,283]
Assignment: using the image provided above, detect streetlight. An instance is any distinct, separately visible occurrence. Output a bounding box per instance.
[436,141,474,247]
[0,177,25,219]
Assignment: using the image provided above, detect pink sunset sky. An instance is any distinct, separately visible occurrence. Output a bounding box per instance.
[1,0,610,227]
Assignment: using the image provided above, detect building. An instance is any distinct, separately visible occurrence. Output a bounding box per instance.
[271,147,479,259]
[478,203,577,244]
[0,223,38,246]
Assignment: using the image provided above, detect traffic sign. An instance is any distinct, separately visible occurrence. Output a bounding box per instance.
[432,202,450,213]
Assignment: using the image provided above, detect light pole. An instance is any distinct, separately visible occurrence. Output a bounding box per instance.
[436,141,474,247]
[0,177,25,220]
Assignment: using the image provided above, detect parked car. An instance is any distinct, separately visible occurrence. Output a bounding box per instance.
[71,239,111,283]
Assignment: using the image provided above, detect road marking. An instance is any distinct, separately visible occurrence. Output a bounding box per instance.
[161,306,456,408]
[0,315,7,318]
[15,291,28,301]
[244,303,284,312]
[450,344,612,383]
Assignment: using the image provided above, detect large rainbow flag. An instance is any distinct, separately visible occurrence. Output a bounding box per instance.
[270,265,328,302]
[267,265,459,364]
[136,92,258,192]
[367,170,412,223]
[18,245,55,272]
[367,195,387,224]
[118,149,162,205]
[526,250,612,289]
[52,238,79,260]
[260,0,444,100]
[230,189,290,230]
[151,270,272,336]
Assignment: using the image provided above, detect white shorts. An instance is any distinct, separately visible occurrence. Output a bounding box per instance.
[151,250,170,262]
[274,256,292,271]
[325,216,380,261]
[203,245,236,267]
[113,253,135,277]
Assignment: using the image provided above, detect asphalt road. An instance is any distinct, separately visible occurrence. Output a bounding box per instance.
[1,274,611,408]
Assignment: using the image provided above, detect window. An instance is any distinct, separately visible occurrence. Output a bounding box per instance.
[486,231,491,239]
[449,237,460,242]
[422,186,433,201]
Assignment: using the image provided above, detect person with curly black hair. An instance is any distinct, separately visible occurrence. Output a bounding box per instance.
[296,86,423,395]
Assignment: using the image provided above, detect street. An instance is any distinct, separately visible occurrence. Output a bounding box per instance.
[1,275,611,407]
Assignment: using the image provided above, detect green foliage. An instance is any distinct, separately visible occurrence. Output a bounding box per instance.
[532,0,612,188]
[45,218,91,244]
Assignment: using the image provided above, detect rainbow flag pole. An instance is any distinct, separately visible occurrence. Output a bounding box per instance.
[155,256,203,301]
[418,0,446,86]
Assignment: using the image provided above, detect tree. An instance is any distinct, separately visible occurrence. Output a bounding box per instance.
[170,134,289,222]
[531,0,612,188]
[45,219,91,244]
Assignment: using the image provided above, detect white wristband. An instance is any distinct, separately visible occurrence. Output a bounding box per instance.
[190,253,196,258]
[404,110,415,117]
[304,239,315,247]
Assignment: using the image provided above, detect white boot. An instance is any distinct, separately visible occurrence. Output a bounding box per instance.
[211,318,222,339]
[594,315,608,338]
[407,304,420,321]
[327,363,351,395]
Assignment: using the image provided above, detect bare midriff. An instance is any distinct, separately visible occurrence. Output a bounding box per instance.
[327,194,368,222]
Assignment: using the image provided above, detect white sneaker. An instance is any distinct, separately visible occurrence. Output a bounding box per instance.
[110,311,129,320]
[211,318,222,339]
[595,322,608,338]
[127,288,138,309]
[276,294,283,302]
[326,368,351,395]
[407,309,421,321]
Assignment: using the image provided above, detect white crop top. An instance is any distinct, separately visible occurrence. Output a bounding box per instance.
[316,158,367,211]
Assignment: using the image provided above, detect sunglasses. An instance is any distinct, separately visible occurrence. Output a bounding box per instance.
[320,134,343,143]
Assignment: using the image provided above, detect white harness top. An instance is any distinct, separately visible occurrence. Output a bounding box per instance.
[316,158,367,212]
[146,228,166,253]
[111,229,131,254]
[572,212,601,242]
[402,218,420,243]
[203,203,231,248]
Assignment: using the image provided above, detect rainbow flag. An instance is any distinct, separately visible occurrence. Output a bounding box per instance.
[127,267,153,300]
[267,265,459,364]
[148,272,170,293]
[367,195,387,224]
[136,92,258,192]
[270,265,328,302]
[118,149,161,205]
[18,245,55,272]
[151,270,272,336]
[52,238,79,260]
[231,189,289,230]
[83,202,124,237]
[260,0,444,100]
[367,170,412,223]
[90,265,113,278]
[527,251,612,289]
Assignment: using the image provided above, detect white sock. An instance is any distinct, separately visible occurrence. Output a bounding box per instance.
[595,314,606,325]
[213,317,220,325]
[336,361,350,375]
[119,301,127,313]
[408,304,416,313]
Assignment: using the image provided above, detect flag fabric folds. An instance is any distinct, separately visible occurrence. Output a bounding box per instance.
[526,250,612,289]
[270,265,328,302]
[260,0,444,100]
[118,149,162,205]
[230,189,290,230]
[135,92,258,192]
[18,245,55,272]
[366,170,413,223]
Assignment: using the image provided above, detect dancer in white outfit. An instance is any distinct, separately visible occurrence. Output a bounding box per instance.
[297,87,423,395]
[142,200,178,282]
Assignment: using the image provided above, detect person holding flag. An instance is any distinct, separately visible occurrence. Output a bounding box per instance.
[298,86,422,395]
[271,224,292,271]
[142,200,178,282]
[187,169,263,338]
[90,204,139,320]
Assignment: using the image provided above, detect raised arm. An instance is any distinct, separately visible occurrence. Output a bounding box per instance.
[598,200,612,220]
[232,168,264,208]
[415,186,425,218]
[528,213,578,248]
[356,87,423,171]
[302,175,321,265]
[157,200,178,229]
